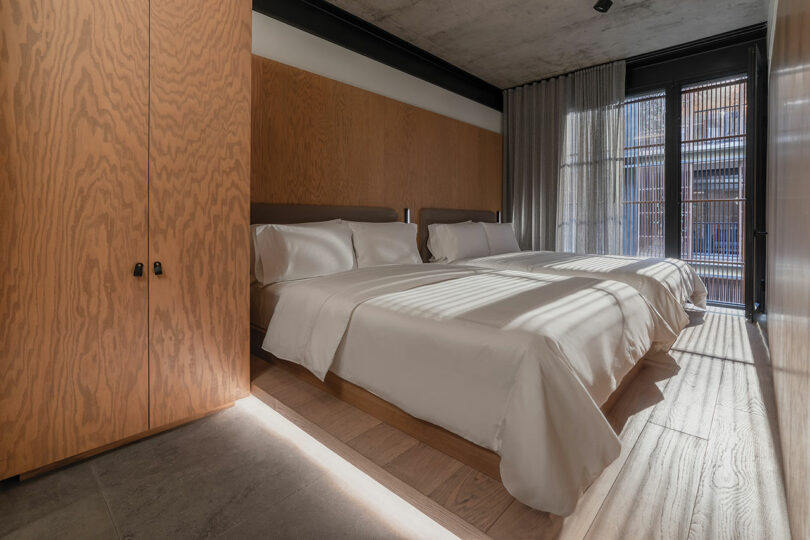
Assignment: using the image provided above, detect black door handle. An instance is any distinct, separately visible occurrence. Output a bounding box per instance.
[153,261,163,276]
[133,262,144,277]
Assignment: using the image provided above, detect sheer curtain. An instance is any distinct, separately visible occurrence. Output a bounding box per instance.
[556,63,625,254]
[503,61,626,254]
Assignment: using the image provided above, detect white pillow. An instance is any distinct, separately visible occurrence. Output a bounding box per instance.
[252,220,355,284]
[427,222,490,262]
[346,221,421,267]
[482,222,520,255]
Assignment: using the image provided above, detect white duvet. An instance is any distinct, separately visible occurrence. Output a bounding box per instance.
[456,251,708,334]
[262,265,676,515]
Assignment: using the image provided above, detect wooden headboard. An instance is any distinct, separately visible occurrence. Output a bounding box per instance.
[418,208,497,262]
[250,203,398,225]
[251,56,502,224]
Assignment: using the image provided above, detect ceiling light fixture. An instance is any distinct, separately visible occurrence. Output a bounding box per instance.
[594,0,613,13]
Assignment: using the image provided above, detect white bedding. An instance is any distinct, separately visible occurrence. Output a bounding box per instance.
[261,264,676,515]
[456,251,708,334]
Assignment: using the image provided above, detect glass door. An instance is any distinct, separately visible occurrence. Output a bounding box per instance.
[680,76,748,306]
[622,91,667,258]
[624,37,765,315]
[622,76,751,308]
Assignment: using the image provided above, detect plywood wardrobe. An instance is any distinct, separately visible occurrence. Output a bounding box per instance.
[0,0,250,479]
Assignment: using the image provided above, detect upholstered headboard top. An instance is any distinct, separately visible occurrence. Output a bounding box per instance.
[250,203,398,225]
[418,208,497,262]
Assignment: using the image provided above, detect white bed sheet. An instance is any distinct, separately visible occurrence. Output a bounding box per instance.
[455,251,708,334]
[260,264,676,515]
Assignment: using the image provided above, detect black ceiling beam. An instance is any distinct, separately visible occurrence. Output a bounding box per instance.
[252,0,503,111]
[626,22,767,74]
[626,23,767,93]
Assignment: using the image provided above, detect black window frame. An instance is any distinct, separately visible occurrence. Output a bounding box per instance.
[625,24,768,318]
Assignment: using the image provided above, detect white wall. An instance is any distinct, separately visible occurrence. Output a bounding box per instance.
[252,11,502,134]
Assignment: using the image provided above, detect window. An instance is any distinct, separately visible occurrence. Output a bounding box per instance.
[622,76,748,305]
[622,91,666,258]
[681,77,747,305]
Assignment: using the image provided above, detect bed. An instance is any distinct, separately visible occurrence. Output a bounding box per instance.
[419,207,708,335]
[250,203,677,516]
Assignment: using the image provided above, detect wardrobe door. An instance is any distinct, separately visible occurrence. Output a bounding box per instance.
[0,1,149,477]
[148,0,251,427]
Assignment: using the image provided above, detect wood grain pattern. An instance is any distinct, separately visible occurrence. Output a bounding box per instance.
[557,360,677,540]
[716,358,774,417]
[386,443,465,496]
[428,465,514,532]
[585,423,707,540]
[19,402,232,481]
[648,351,724,439]
[250,55,502,221]
[249,384,489,540]
[296,391,382,443]
[766,1,810,537]
[687,403,790,540]
[0,0,149,478]
[347,423,419,468]
[487,499,562,540]
[148,0,251,428]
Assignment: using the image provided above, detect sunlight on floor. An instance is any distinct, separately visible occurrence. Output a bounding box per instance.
[236,395,459,540]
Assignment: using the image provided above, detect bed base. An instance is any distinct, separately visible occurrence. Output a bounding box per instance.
[250,325,645,482]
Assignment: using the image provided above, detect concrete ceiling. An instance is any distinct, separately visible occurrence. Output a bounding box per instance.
[326,0,769,88]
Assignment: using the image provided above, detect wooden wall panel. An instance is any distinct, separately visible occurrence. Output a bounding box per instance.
[0,0,149,477]
[148,0,251,428]
[766,0,810,537]
[251,56,502,218]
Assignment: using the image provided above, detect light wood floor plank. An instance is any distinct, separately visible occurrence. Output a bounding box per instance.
[585,423,707,540]
[249,385,490,539]
[296,392,382,443]
[687,403,790,540]
[385,443,465,496]
[429,465,514,532]
[673,311,732,359]
[250,360,302,393]
[486,499,562,540]
[557,361,677,540]
[649,352,724,439]
[720,311,761,364]
[347,422,419,467]
[252,365,323,409]
[716,359,774,417]
[322,406,383,443]
[292,387,351,419]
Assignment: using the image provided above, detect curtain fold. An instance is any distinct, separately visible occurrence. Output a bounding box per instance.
[503,78,568,250]
[503,61,626,254]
